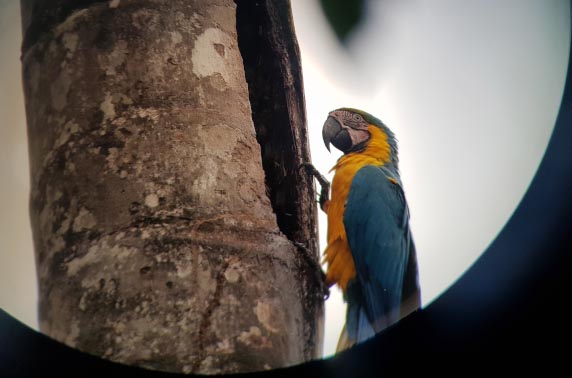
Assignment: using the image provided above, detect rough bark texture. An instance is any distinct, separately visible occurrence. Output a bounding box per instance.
[20,0,323,374]
[235,0,325,360]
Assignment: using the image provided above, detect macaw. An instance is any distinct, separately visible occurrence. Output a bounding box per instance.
[309,108,421,351]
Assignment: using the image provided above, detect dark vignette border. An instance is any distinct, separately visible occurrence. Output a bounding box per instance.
[3,2,572,377]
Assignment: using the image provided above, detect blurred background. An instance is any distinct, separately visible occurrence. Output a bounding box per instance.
[0,0,569,358]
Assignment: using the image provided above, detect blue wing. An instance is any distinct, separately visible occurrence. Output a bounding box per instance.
[343,164,418,343]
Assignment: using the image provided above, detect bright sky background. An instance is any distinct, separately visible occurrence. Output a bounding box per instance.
[0,0,570,360]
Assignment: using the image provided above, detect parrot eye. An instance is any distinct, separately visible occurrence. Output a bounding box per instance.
[352,114,362,121]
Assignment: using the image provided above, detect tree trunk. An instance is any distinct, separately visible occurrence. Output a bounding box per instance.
[20,0,323,374]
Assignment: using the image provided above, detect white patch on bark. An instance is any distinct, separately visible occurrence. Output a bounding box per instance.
[67,240,136,276]
[176,259,193,279]
[170,31,183,45]
[145,193,160,208]
[53,188,63,201]
[214,339,234,355]
[100,93,116,123]
[224,266,240,283]
[79,292,88,311]
[135,107,160,122]
[72,207,97,232]
[223,258,242,283]
[197,256,216,295]
[106,147,120,173]
[255,301,280,333]
[191,28,242,88]
[100,40,128,76]
[109,0,121,8]
[192,158,218,198]
[237,326,262,345]
[54,9,89,36]
[114,93,133,105]
[62,32,79,56]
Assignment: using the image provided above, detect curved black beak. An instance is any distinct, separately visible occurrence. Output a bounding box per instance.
[322,116,352,153]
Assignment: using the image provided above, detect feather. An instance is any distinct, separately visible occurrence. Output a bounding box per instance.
[342,164,420,345]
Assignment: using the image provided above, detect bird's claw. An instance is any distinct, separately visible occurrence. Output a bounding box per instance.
[300,162,330,213]
[293,241,330,300]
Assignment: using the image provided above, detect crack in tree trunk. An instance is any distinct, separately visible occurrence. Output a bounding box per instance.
[234,1,325,361]
[235,0,316,246]
[192,258,230,373]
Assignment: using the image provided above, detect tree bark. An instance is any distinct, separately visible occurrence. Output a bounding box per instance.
[20,0,323,374]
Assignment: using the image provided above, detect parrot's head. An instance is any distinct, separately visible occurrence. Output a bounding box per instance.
[322,108,398,161]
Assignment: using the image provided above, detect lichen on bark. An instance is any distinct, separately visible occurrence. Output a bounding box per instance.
[21,0,323,374]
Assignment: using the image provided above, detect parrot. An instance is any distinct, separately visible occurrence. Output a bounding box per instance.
[305,108,421,351]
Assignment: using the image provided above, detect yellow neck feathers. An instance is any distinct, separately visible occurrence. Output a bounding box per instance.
[324,125,392,292]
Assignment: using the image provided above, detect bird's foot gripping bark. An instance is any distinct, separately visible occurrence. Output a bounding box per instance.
[300,163,330,214]
[293,241,330,299]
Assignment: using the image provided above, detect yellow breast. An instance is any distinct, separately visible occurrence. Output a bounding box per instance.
[324,125,392,292]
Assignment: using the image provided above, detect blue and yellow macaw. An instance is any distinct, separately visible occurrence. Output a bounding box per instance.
[313,108,421,351]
